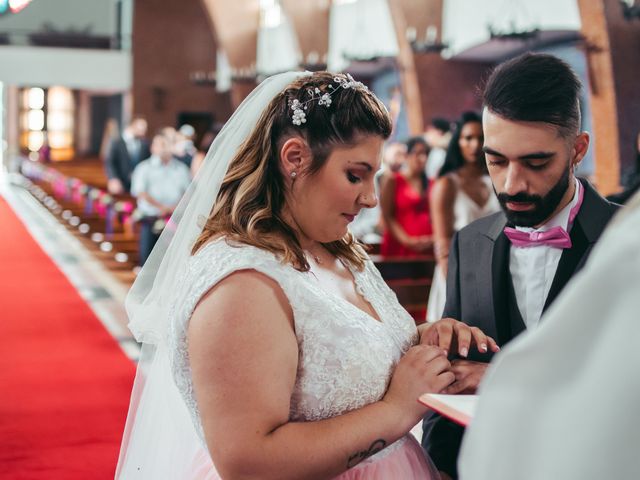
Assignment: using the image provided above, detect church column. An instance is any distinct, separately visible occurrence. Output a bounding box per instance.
[387,0,425,135]
[577,0,621,195]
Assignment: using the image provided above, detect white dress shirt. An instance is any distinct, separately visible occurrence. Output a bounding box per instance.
[509,178,581,329]
[123,131,139,159]
[131,155,192,217]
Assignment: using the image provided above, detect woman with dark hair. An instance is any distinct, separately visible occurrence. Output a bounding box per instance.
[380,136,433,257]
[426,112,500,322]
[117,72,497,479]
[190,128,219,177]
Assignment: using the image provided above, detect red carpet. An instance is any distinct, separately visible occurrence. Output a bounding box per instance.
[0,196,135,479]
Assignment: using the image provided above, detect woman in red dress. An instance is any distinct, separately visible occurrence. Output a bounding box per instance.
[380,137,433,257]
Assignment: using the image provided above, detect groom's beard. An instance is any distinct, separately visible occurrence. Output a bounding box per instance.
[496,167,571,228]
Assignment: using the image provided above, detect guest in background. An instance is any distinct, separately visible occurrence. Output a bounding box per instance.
[380,136,433,256]
[426,112,500,321]
[174,124,197,168]
[160,126,177,143]
[105,117,150,194]
[131,132,191,266]
[352,142,407,245]
[190,128,218,177]
[380,141,407,179]
[99,118,120,163]
[424,117,452,180]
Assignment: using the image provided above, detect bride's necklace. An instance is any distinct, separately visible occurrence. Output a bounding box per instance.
[306,244,324,264]
[308,251,322,264]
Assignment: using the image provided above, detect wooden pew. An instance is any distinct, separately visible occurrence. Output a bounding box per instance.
[371,254,436,324]
[24,160,440,301]
[371,255,435,280]
[21,159,142,279]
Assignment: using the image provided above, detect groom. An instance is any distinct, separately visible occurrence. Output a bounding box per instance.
[422,52,620,479]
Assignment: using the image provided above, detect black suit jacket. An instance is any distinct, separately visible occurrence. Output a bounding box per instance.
[105,137,151,192]
[422,179,619,478]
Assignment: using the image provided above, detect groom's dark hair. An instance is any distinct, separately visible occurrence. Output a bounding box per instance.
[482,52,582,138]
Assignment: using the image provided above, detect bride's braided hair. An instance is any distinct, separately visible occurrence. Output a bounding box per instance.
[192,71,392,271]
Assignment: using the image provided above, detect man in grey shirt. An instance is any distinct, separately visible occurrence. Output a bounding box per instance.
[131,132,191,265]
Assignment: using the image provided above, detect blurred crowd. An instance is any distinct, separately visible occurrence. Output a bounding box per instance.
[101,118,217,266]
[98,110,640,283]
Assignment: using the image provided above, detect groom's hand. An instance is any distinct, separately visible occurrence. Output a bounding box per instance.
[444,359,488,394]
[419,318,499,357]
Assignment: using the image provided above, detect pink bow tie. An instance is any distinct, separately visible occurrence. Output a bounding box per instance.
[504,182,584,249]
[504,226,572,248]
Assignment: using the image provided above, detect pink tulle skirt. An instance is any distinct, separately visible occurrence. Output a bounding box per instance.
[333,435,439,480]
[189,435,437,480]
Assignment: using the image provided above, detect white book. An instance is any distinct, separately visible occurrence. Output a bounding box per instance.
[418,393,478,426]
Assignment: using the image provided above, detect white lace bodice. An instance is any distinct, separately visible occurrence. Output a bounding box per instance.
[167,238,418,442]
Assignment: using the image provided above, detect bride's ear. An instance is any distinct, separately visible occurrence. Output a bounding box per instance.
[280,137,311,178]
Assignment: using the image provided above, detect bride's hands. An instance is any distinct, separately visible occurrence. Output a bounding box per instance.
[382,345,454,425]
[418,318,500,358]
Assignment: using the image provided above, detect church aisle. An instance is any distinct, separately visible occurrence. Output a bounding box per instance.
[0,192,135,479]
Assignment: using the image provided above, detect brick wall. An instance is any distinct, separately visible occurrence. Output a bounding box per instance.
[415,55,493,126]
[604,0,640,183]
[132,0,232,136]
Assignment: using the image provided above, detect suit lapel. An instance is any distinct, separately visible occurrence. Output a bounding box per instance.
[478,213,515,346]
[491,233,515,345]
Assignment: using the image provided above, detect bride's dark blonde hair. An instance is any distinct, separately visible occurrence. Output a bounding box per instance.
[192,72,392,271]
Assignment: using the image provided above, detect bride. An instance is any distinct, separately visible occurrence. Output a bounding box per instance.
[116,71,497,479]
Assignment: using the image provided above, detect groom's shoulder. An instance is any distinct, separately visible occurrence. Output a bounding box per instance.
[458,211,505,240]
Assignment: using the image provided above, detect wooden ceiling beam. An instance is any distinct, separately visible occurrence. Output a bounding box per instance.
[199,0,260,106]
[396,0,443,45]
[199,0,260,71]
[280,0,330,67]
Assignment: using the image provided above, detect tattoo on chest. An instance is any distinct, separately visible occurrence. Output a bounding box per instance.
[346,439,387,468]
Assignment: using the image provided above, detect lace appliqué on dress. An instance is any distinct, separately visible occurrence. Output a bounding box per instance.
[167,239,418,448]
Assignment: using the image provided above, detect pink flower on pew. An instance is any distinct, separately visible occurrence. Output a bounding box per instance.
[114,201,134,214]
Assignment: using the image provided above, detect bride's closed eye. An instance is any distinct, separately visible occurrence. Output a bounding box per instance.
[347,171,362,184]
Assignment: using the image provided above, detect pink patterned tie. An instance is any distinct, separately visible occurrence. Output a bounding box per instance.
[504,182,584,249]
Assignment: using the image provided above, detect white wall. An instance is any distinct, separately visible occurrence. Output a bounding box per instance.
[328,0,398,71]
[442,0,581,57]
[0,46,131,91]
[0,0,120,37]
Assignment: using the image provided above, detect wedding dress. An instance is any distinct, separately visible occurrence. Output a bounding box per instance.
[118,238,439,478]
[162,237,439,479]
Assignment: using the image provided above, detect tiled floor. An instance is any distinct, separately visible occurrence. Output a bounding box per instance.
[1,176,140,362]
